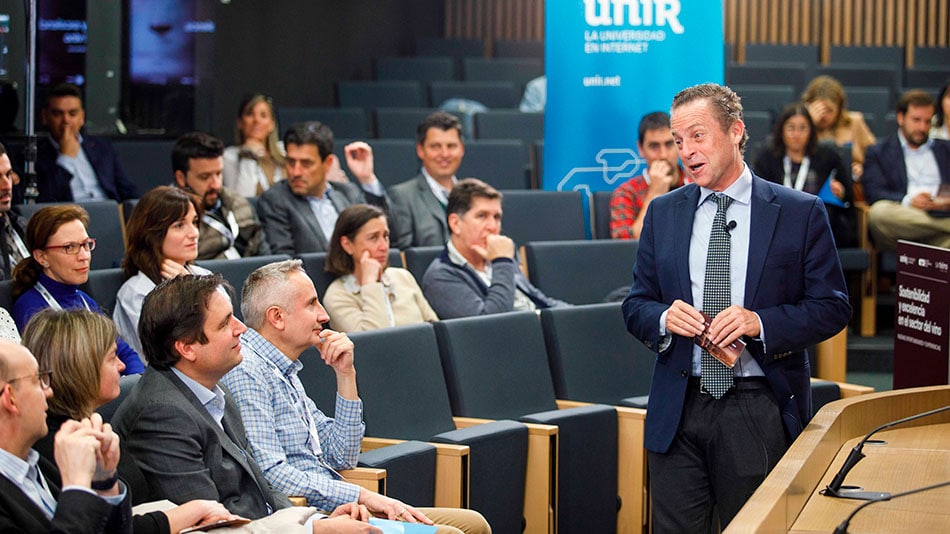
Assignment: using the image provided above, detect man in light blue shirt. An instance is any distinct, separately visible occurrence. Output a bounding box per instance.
[0,340,131,532]
[224,259,490,534]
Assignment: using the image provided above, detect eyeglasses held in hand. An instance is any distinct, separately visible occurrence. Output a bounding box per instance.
[45,238,97,255]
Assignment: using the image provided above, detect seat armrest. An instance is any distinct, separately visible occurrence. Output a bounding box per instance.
[340,467,387,494]
[360,436,468,508]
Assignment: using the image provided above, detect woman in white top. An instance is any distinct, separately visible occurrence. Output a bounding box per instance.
[931,81,950,141]
[115,186,211,354]
[222,93,285,197]
[323,204,438,332]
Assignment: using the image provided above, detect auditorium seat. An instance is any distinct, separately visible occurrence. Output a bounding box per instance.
[492,39,543,59]
[434,311,619,534]
[277,107,370,139]
[843,87,893,116]
[815,64,900,99]
[731,84,797,116]
[113,138,175,194]
[20,200,126,270]
[830,45,904,69]
[336,81,426,112]
[540,303,653,533]
[904,67,948,91]
[462,58,544,89]
[374,107,439,139]
[80,268,126,316]
[500,190,586,244]
[403,246,443,283]
[914,46,950,67]
[429,81,521,109]
[296,323,530,532]
[415,37,485,60]
[473,110,543,147]
[458,140,530,190]
[743,110,775,143]
[523,239,637,304]
[196,254,291,320]
[375,56,457,83]
[726,62,808,96]
[744,44,818,73]
[592,190,612,239]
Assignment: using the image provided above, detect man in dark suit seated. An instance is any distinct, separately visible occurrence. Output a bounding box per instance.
[256,122,388,255]
[389,112,466,249]
[23,83,139,203]
[863,89,950,250]
[0,340,131,532]
[623,83,851,531]
[0,142,27,280]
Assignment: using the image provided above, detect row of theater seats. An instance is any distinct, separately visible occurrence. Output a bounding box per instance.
[94,299,857,534]
[373,57,543,90]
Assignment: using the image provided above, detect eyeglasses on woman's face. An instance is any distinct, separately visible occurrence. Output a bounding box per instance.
[45,238,96,255]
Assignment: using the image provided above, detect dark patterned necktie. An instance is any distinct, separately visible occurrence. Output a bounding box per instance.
[701,194,735,398]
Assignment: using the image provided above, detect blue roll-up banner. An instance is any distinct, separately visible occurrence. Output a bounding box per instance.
[544,1,724,205]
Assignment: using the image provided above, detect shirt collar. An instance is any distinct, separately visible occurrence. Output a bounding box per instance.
[421,167,456,202]
[306,182,335,202]
[0,447,39,484]
[898,131,934,153]
[697,163,753,207]
[170,366,225,409]
[240,328,298,376]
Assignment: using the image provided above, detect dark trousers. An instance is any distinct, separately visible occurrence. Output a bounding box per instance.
[648,378,788,533]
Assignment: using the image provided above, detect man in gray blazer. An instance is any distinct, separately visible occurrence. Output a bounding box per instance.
[389,112,466,249]
[257,122,388,254]
[111,273,291,519]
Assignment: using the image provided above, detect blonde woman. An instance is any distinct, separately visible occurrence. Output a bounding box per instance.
[223,93,285,196]
[802,75,876,179]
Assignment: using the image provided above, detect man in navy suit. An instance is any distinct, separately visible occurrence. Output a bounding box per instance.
[26,83,139,203]
[623,83,851,532]
[863,89,950,251]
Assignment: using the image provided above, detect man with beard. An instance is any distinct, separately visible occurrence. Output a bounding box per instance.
[0,142,27,280]
[864,89,950,250]
[172,132,270,260]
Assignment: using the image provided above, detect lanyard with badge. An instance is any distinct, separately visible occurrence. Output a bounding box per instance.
[202,210,242,259]
[782,156,811,191]
[260,354,328,460]
[35,282,91,311]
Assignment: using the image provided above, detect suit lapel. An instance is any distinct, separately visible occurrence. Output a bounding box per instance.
[674,186,700,303]
[886,136,908,192]
[745,176,779,305]
[293,191,329,250]
[0,472,52,529]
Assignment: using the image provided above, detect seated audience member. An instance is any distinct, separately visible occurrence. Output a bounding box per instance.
[256,122,388,255]
[931,81,950,141]
[610,111,690,239]
[389,112,466,249]
[422,178,568,319]
[172,132,270,260]
[223,93,285,197]
[222,260,489,534]
[753,103,857,247]
[111,274,380,533]
[0,339,131,532]
[0,142,27,281]
[12,204,144,374]
[26,83,138,203]
[324,204,438,331]
[114,186,211,356]
[802,75,876,179]
[519,75,546,112]
[863,90,950,250]
[24,308,240,534]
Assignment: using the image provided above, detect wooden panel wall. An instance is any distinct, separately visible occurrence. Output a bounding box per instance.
[443,0,948,65]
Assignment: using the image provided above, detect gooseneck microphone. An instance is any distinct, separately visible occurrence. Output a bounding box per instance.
[833,480,950,533]
[821,405,950,500]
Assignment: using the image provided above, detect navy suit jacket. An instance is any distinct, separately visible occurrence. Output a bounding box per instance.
[862,135,950,205]
[26,135,140,203]
[622,174,851,453]
[0,455,131,533]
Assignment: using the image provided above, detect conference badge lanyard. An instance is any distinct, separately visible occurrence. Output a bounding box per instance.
[35,281,91,312]
[202,210,242,259]
[782,156,811,191]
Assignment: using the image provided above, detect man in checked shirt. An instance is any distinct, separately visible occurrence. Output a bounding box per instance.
[609,111,690,239]
[222,259,490,534]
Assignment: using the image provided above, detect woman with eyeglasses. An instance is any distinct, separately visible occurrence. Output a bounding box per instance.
[752,102,857,247]
[11,204,144,374]
[114,186,210,356]
[24,309,242,534]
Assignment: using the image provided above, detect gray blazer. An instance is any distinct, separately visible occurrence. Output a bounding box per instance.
[256,180,367,254]
[390,174,450,249]
[111,366,291,520]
